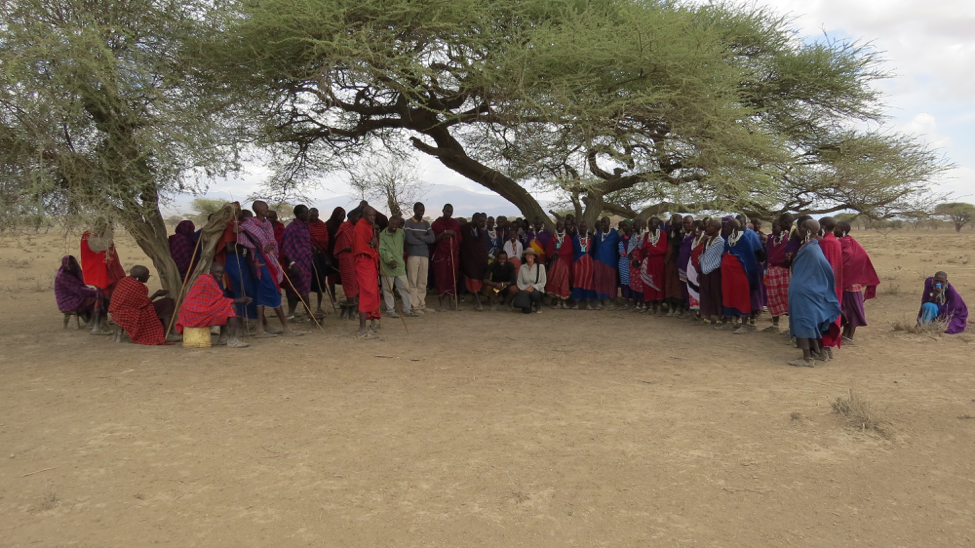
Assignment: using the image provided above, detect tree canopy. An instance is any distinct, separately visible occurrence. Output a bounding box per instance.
[209,0,948,226]
[935,202,975,232]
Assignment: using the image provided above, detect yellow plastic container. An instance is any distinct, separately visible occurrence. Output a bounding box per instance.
[182,326,212,348]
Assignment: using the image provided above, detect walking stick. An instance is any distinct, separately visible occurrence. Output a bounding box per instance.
[449,235,458,310]
[379,259,410,334]
[311,258,339,314]
[165,234,203,340]
[280,265,327,335]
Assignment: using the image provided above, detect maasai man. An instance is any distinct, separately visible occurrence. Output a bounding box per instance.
[109,265,175,345]
[308,208,331,315]
[80,226,126,335]
[751,217,769,312]
[570,221,597,309]
[432,204,462,310]
[676,216,696,314]
[528,217,551,263]
[404,202,435,314]
[592,216,620,309]
[788,219,842,366]
[544,219,573,308]
[918,271,968,334]
[176,262,251,348]
[168,220,197,281]
[324,207,346,299]
[617,221,635,308]
[686,220,707,316]
[763,215,796,333]
[637,217,668,315]
[663,214,685,315]
[817,216,844,356]
[239,201,297,337]
[266,210,286,266]
[486,216,502,261]
[379,215,414,318]
[835,221,880,343]
[503,227,524,272]
[354,206,382,338]
[281,204,313,318]
[350,200,389,231]
[333,209,361,306]
[721,219,762,333]
[55,255,96,323]
[460,212,490,311]
[698,219,725,325]
[627,219,646,311]
[223,207,259,323]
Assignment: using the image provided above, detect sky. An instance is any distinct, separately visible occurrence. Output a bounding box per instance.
[175,0,975,215]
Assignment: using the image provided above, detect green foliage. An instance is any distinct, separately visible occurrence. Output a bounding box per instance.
[208,0,947,224]
[935,202,975,232]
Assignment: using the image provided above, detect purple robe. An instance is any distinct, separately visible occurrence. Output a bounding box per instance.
[678,234,695,276]
[919,278,968,334]
[55,255,97,313]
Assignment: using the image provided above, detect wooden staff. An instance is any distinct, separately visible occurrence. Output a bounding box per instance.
[449,235,458,310]
[280,264,327,335]
[311,258,339,314]
[164,235,203,340]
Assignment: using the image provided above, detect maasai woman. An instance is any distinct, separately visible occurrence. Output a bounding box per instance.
[544,220,573,308]
[698,219,725,325]
[55,255,96,322]
[663,214,685,315]
[638,217,668,315]
[617,221,634,307]
[836,221,880,342]
[764,216,794,333]
[918,272,968,334]
[627,219,646,311]
[570,222,597,308]
[592,217,620,307]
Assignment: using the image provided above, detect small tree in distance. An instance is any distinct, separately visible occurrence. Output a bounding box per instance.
[347,154,428,218]
[935,202,975,232]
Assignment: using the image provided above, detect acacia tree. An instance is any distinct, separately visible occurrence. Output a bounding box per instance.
[346,150,427,217]
[935,202,975,232]
[0,0,239,292]
[213,0,946,227]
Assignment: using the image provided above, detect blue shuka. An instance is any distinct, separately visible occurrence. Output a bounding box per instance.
[788,240,842,339]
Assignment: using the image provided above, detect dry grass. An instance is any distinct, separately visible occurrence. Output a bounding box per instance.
[881,284,901,296]
[790,411,802,421]
[830,389,891,437]
[891,316,947,334]
[5,257,33,269]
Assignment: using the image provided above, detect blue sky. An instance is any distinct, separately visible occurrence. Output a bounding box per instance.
[179,0,975,215]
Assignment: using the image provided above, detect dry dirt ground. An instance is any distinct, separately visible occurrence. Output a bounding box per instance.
[1,228,973,547]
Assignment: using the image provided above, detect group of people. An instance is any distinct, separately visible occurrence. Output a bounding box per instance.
[53,201,968,358]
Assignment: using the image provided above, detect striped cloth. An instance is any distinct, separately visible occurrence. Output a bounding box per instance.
[700,235,725,274]
[765,265,790,316]
[109,277,166,345]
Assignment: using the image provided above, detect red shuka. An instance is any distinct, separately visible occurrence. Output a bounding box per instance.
[80,232,125,290]
[109,277,166,345]
[175,274,236,334]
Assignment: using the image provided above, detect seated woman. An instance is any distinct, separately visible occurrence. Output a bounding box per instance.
[514,248,547,314]
[918,271,968,334]
[55,255,97,324]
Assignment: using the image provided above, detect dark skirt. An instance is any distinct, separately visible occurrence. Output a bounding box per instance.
[842,290,868,328]
[699,269,723,317]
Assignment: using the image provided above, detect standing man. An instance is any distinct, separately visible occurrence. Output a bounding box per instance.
[788,219,842,366]
[459,212,490,311]
[308,207,332,316]
[592,216,620,309]
[379,215,414,318]
[239,200,298,337]
[333,209,361,307]
[281,204,313,318]
[432,204,462,310]
[80,225,126,335]
[404,202,435,315]
[835,221,880,342]
[354,206,382,338]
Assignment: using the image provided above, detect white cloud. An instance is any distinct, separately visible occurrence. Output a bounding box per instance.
[902,113,952,148]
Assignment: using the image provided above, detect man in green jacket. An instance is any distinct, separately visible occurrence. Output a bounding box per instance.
[379,215,416,318]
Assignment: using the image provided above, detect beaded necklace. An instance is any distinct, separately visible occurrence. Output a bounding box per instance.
[647,229,661,247]
[554,231,566,250]
[727,229,743,247]
[579,234,591,253]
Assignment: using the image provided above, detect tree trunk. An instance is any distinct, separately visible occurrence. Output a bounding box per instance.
[410,134,555,231]
[121,203,182,295]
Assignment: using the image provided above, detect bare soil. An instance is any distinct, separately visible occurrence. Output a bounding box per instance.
[1,228,973,547]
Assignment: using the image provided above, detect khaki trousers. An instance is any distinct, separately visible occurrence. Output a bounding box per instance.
[406,256,429,310]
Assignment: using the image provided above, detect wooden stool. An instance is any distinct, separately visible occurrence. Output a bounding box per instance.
[62,311,83,329]
[339,303,357,320]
